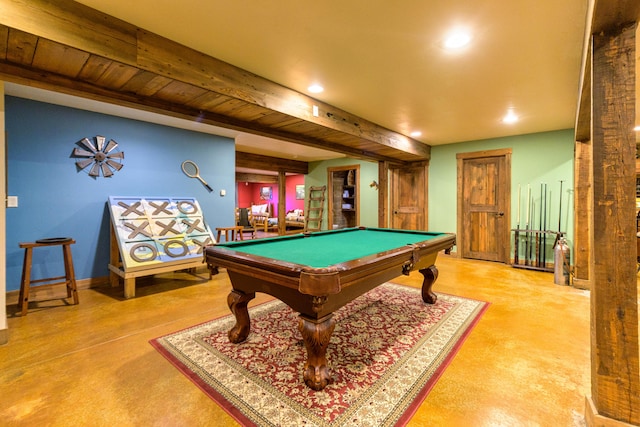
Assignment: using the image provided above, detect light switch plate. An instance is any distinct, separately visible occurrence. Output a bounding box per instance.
[7,196,18,208]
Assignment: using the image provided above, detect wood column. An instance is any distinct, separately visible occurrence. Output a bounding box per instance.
[0,80,8,344]
[573,139,592,289]
[587,22,640,425]
[377,161,389,227]
[278,171,286,235]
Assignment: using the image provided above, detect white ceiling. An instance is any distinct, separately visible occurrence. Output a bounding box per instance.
[13,1,591,160]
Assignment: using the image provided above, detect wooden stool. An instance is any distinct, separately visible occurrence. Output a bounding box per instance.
[216,226,244,243]
[18,238,78,316]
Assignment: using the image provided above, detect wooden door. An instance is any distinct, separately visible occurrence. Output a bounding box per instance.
[390,162,428,230]
[457,149,511,262]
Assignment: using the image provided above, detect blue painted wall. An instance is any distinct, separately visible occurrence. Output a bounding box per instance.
[5,97,236,291]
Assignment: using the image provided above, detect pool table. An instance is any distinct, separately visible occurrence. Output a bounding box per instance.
[204,227,456,390]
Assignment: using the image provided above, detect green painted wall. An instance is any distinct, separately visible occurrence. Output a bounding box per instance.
[305,129,575,265]
[429,129,575,255]
[306,157,379,229]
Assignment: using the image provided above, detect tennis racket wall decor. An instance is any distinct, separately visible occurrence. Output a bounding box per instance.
[181,160,213,192]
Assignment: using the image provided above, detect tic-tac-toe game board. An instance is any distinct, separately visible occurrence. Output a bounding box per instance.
[107,196,215,297]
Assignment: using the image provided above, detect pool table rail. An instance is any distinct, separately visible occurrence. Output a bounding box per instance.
[206,231,455,319]
[205,231,456,299]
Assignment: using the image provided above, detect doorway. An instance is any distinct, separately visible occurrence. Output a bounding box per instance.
[327,165,360,229]
[456,149,511,262]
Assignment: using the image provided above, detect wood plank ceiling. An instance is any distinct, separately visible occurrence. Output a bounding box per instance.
[0,0,429,166]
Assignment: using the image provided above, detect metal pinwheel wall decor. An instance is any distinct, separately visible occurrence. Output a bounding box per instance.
[72,135,124,178]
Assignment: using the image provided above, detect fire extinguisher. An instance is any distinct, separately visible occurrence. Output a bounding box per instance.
[554,236,571,285]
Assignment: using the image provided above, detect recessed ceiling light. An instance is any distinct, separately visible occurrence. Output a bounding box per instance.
[308,84,324,94]
[410,131,422,138]
[443,29,472,49]
[502,110,519,124]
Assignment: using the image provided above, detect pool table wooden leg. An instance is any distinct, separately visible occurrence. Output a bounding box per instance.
[298,314,335,391]
[419,265,439,304]
[227,290,256,343]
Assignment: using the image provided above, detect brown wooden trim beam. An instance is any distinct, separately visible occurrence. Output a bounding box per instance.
[574,50,591,143]
[0,0,430,160]
[377,161,389,227]
[277,171,287,235]
[592,0,640,32]
[236,152,308,175]
[572,139,591,288]
[574,0,640,142]
[0,58,411,167]
[235,173,278,184]
[137,29,429,159]
[0,58,409,164]
[588,22,640,425]
[455,148,513,160]
[0,0,137,63]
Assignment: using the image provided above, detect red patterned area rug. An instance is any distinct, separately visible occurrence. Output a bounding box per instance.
[150,283,488,426]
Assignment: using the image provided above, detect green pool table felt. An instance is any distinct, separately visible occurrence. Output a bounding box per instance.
[216,227,446,268]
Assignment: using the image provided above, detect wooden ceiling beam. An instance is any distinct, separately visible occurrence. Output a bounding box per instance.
[0,0,430,161]
[236,152,308,175]
[592,0,640,33]
[235,173,279,184]
[0,59,408,164]
[0,0,137,63]
[136,29,429,159]
[574,0,640,141]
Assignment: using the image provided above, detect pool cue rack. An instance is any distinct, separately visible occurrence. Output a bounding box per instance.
[511,229,563,272]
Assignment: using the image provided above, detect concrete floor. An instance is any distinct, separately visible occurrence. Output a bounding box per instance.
[1,255,592,426]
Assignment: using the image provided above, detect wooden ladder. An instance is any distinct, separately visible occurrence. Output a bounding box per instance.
[305,185,326,232]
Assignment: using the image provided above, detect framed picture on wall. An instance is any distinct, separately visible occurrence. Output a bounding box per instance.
[260,186,272,200]
[295,185,305,200]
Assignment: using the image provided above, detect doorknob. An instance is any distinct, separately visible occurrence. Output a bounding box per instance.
[496,212,505,217]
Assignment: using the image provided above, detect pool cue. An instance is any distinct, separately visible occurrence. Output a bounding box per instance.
[525,184,531,265]
[558,180,564,235]
[516,184,521,228]
[515,184,521,265]
[537,183,543,266]
[542,183,547,268]
[529,196,535,266]
[531,195,536,266]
